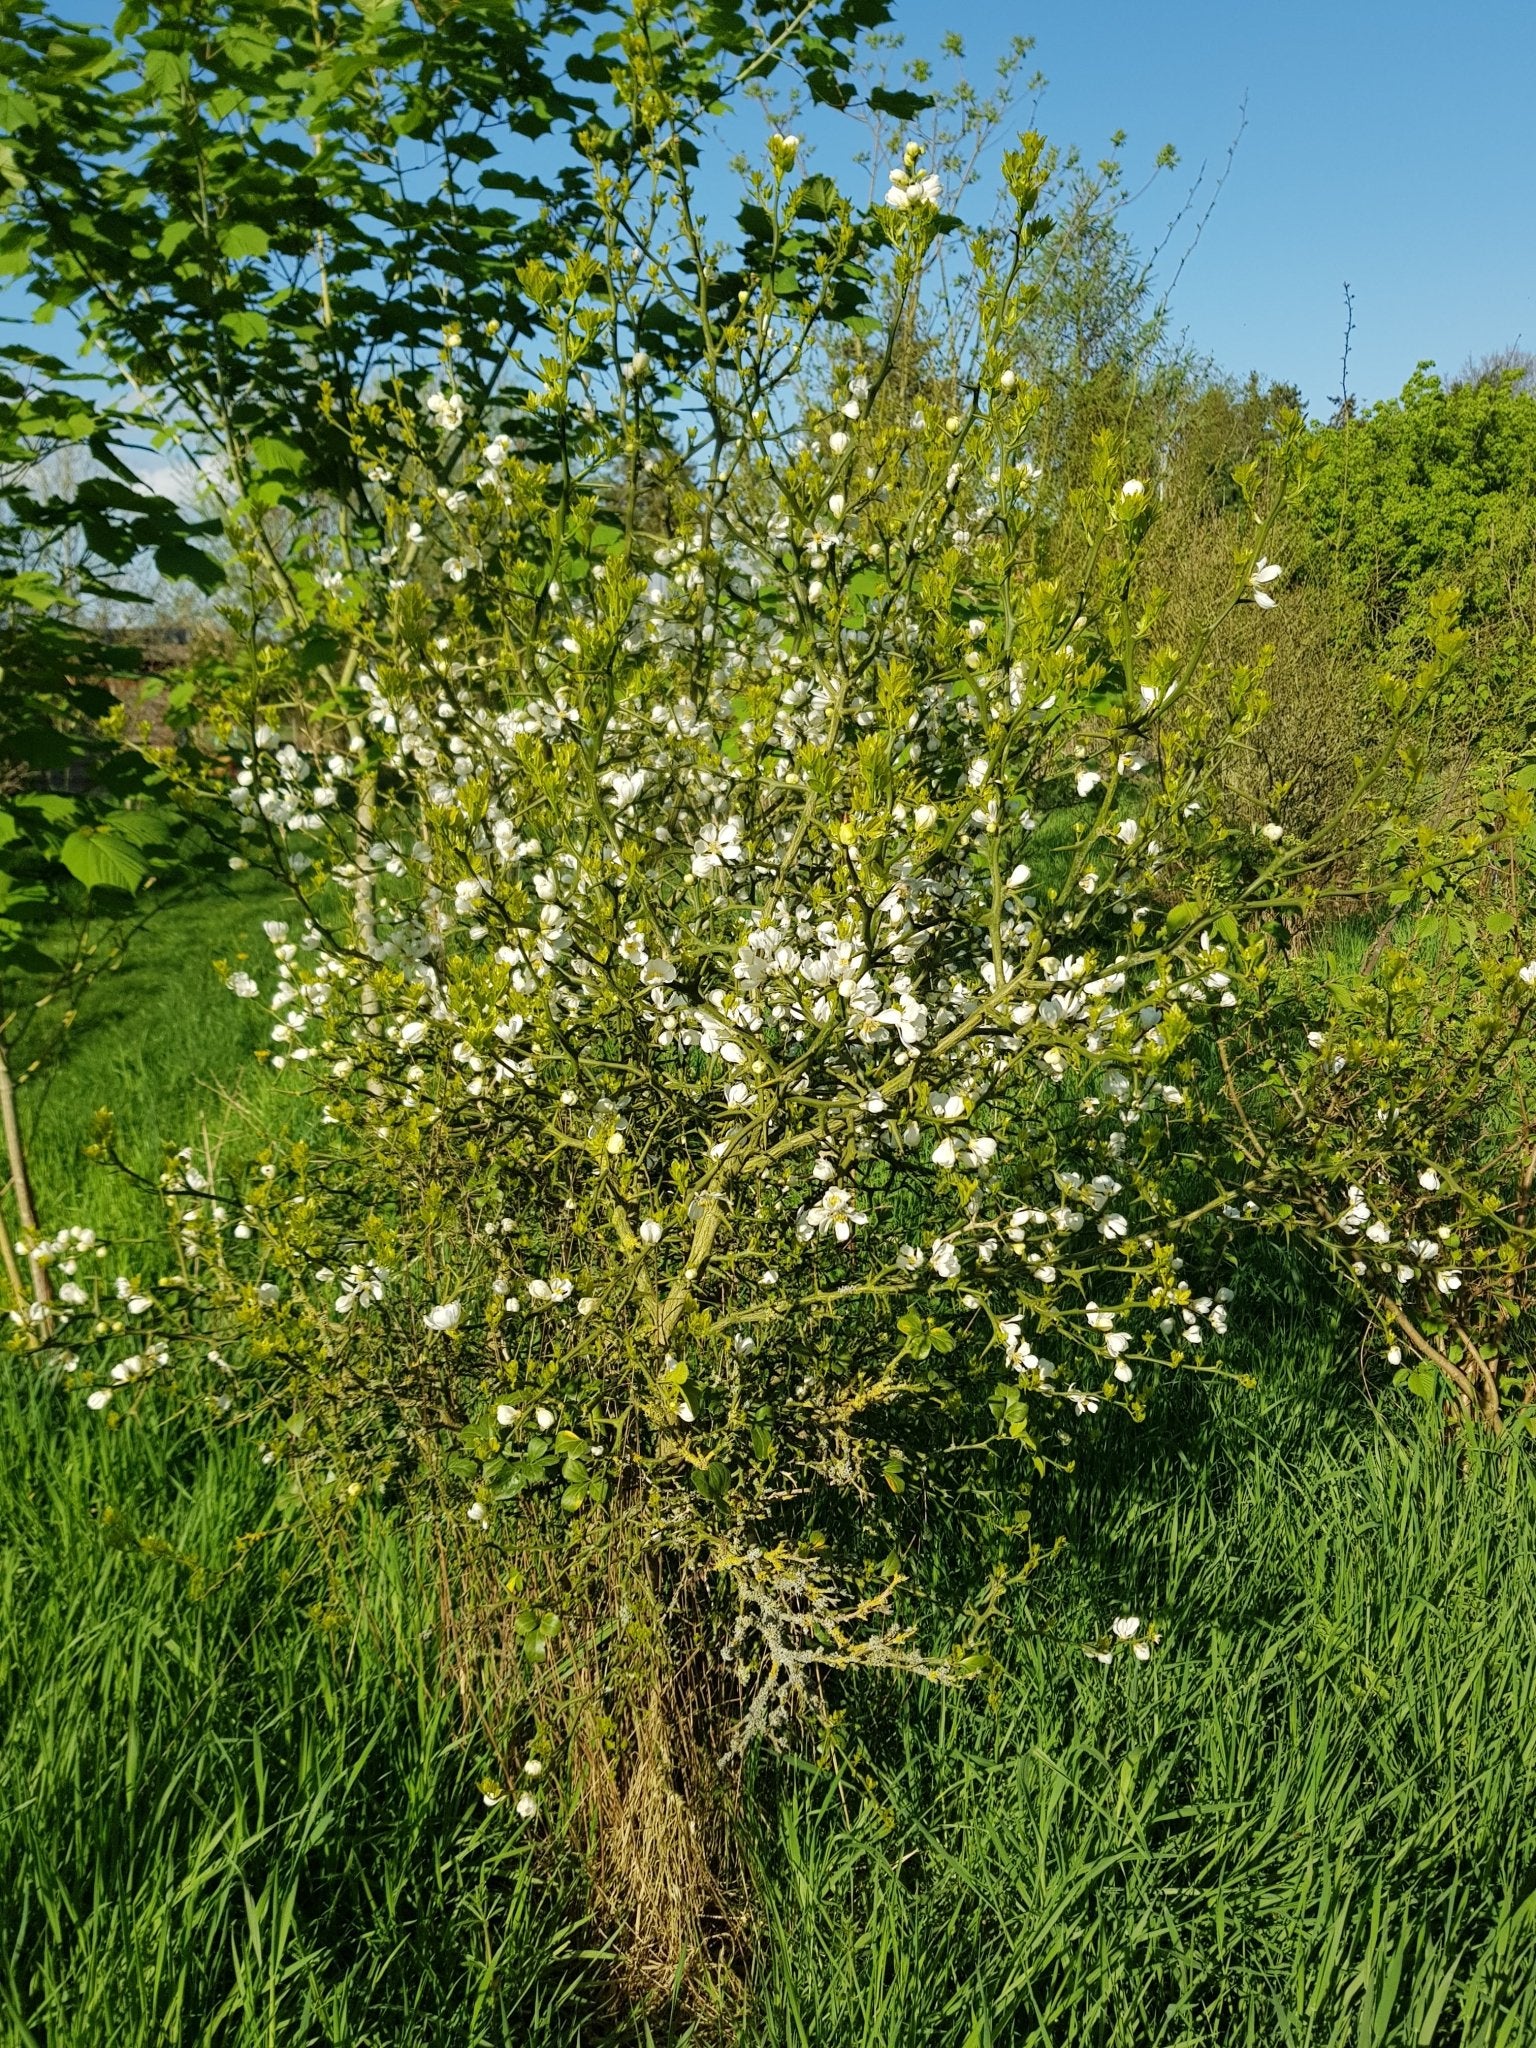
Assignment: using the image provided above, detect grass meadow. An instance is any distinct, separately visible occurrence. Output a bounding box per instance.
[4,887,1536,2044]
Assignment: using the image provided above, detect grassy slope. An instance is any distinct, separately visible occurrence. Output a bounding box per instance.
[4,888,1536,2045]
[16,873,290,1246]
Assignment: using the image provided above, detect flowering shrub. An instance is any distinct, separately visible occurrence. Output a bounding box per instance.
[28,136,1327,1712]
[32,98,1536,1815]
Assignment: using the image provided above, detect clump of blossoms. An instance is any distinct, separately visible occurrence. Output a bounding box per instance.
[39,127,1491,1751]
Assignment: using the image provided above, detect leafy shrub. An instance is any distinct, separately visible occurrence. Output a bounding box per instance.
[24,48,1536,2003]
[1301,364,1536,779]
[41,140,1372,1676]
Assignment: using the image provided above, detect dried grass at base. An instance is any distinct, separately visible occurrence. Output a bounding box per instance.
[434,1507,751,2034]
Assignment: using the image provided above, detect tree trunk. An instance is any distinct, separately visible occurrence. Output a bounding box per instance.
[0,1037,50,1327]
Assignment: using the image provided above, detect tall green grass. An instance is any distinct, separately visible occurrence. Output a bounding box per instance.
[749,1358,1536,2044]
[5,887,1536,2043]
[0,1373,615,2045]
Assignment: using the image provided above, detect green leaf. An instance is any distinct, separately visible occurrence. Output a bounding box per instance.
[153,537,225,592]
[250,435,307,475]
[14,790,77,822]
[218,309,270,345]
[58,827,147,892]
[98,808,172,849]
[690,1461,729,1501]
[219,222,270,261]
[867,85,933,120]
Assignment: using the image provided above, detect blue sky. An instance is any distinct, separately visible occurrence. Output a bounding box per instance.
[865,0,1536,411]
[11,1,1531,426]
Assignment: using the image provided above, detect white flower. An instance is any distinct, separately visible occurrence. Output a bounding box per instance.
[515,1791,538,1820]
[534,1406,556,1432]
[931,1136,958,1170]
[1111,1615,1141,1639]
[828,430,849,455]
[1418,1168,1441,1191]
[1260,821,1284,843]
[425,1300,462,1332]
[86,1388,113,1410]
[624,350,650,382]
[929,1240,960,1279]
[800,1186,868,1243]
[400,1019,428,1047]
[496,1404,517,1426]
[691,816,743,877]
[1120,479,1144,500]
[523,1758,544,1778]
[1520,961,1536,986]
[424,388,465,432]
[1076,769,1102,798]
[225,971,260,998]
[1249,558,1283,608]
[639,1218,662,1245]
[467,1501,487,1523]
